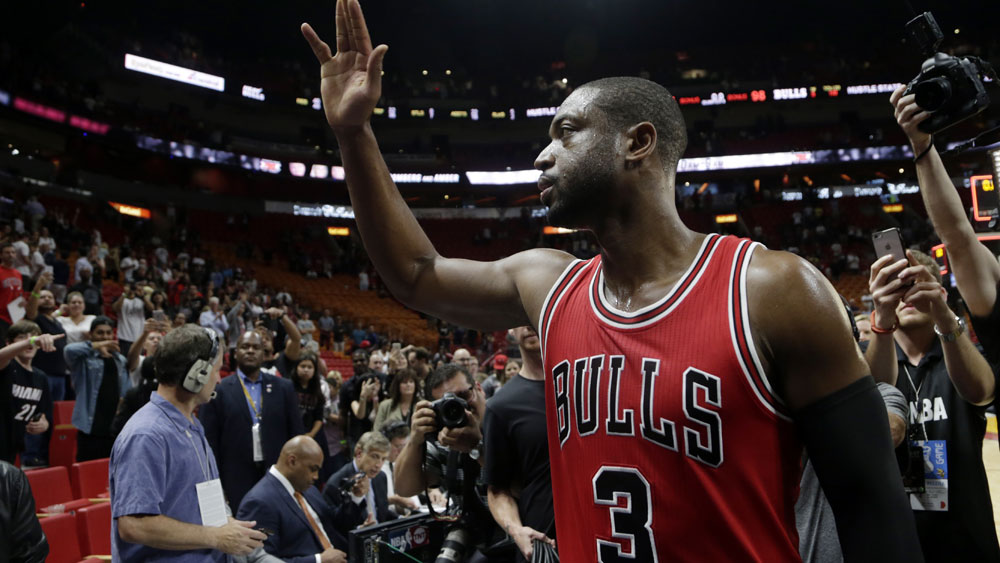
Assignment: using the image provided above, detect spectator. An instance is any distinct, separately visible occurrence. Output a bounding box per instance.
[349,322,366,352]
[199,296,230,338]
[404,346,431,384]
[0,459,48,562]
[452,348,478,381]
[29,241,48,282]
[373,368,418,432]
[0,242,24,343]
[25,271,69,401]
[226,293,249,368]
[73,245,93,284]
[200,330,305,509]
[318,310,335,351]
[65,316,130,461]
[481,354,511,399]
[323,431,394,528]
[11,232,32,283]
[69,266,102,316]
[111,324,266,561]
[36,226,55,253]
[292,352,334,484]
[347,371,382,449]
[866,250,999,561]
[323,371,349,474]
[0,321,58,464]
[236,436,351,563]
[50,249,69,304]
[119,249,138,283]
[296,309,316,338]
[379,421,419,517]
[113,282,147,357]
[257,307,303,379]
[483,327,553,562]
[57,292,96,344]
[125,318,166,388]
[854,313,873,343]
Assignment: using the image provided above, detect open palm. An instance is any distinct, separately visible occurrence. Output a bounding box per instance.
[301,0,388,132]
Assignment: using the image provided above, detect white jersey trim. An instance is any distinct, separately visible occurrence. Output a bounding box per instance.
[538,258,588,366]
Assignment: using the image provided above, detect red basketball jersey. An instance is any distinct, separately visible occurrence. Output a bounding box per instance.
[538,234,803,562]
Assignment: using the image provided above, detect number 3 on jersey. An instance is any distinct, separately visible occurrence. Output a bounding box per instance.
[593,467,658,563]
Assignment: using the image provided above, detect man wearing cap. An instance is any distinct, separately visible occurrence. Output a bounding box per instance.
[481,354,508,399]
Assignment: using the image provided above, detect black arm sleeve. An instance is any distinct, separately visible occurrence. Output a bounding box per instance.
[793,376,924,563]
[3,461,49,562]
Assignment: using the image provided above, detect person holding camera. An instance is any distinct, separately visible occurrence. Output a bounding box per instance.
[322,431,393,528]
[865,249,999,561]
[393,364,494,562]
[111,324,268,562]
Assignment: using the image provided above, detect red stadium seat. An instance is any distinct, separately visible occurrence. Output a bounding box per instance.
[24,466,93,513]
[38,513,83,563]
[50,425,78,467]
[76,502,112,556]
[53,401,75,426]
[70,458,110,499]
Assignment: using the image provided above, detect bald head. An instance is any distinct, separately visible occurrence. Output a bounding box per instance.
[453,348,477,375]
[276,436,324,493]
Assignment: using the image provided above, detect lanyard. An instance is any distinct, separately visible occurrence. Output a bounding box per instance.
[154,401,212,481]
[238,374,262,421]
[902,364,929,441]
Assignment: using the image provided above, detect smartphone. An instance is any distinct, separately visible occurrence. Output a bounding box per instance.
[30,412,43,423]
[391,342,401,352]
[872,228,907,263]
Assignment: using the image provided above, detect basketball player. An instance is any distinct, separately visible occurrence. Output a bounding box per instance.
[300,2,921,560]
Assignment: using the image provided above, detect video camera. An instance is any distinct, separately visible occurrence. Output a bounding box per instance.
[430,393,469,430]
[902,12,995,134]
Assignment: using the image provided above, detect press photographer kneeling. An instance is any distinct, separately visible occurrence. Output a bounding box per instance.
[393,364,499,562]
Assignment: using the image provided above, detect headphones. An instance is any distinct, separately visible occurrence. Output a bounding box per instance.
[182,328,221,394]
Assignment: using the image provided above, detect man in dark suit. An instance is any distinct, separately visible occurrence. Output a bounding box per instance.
[238,436,354,563]
[324,431,396,528]
[201,331,305,508]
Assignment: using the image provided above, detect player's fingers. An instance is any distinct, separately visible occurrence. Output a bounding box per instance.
[367,44,387,85]
[343,0,358,52]
[335,0,349,53]
[349,0,373,55]
[301,23,333,63]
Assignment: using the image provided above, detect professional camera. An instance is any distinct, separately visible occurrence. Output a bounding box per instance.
[430,393,469,430]
[902,12,994,134]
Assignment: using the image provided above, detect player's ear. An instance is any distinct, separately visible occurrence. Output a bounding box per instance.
[624,122,657,169]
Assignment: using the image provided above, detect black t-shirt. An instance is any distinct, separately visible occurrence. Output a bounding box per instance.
[888,339,1000,562]
[1,361,53,459]
[482,375,554,538]
[28,314,67,377]
[89,358,120,437]
[294,379,325,430]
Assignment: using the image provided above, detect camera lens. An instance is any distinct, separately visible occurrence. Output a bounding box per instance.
[913,77,952,112]
[441,399,467,428]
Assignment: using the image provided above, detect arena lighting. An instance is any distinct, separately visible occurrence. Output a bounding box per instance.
[491,111,506,119]
[108,202,151,219]
[991,149,1000,187]
[449,110,468,118]
[543,226,578,235]
[715,214,738,224]
[292,204,355,219]
[411,109,426,117]
[124,53,225,92]
[13,97,66,123]
[373,107,385,116]
[69,115,110,135]
[295,97,309,106]
[773,87,808,100]
[0,89,9,106]
[241,85,265,101]
[289,162,306,177]
[970,175,998,222]
[882,204,904,213]
[309,164,329,179]
[466,170,541,185]
[327,226,350,236]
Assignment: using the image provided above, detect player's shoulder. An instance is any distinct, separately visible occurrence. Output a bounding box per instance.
[746,247,831,302]
[503,247,584,325]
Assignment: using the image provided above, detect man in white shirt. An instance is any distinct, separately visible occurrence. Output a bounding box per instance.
[237,436,350,563]
[113,283,147,358]
[199,297,230,338]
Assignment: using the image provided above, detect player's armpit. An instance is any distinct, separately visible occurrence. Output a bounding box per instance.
[403,247,576,332]
[746,249,868,411]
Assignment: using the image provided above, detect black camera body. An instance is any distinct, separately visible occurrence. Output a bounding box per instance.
[430,393,469,430]
[903,12,992,134]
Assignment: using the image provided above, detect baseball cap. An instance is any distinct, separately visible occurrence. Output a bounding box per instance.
[493,354,508,370]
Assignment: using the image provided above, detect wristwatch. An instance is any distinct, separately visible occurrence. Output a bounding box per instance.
[934,315,967,342]
[469,439,484,461]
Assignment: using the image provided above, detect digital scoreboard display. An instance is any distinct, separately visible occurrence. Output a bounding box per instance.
[971,175,998,223]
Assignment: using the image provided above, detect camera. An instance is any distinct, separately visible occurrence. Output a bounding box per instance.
[430,393,469,430]
[902,12,993,134]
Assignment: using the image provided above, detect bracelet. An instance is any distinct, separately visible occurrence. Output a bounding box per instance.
[913,136,934,163]
[31,291,41,299]
[869,310,898,334]
[28,336,38,348]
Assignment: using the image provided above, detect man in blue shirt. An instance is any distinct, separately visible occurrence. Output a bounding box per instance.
[111,325,267,562]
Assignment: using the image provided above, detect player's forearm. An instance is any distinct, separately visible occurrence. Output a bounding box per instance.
[127,332,148,372]
[863,334,899,386]
[117,514,217,551]
[487,486,523,534]
[335,125,440,304]
[941,336,995,405]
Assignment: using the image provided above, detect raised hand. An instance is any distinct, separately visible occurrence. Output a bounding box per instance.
[301,0,388,133]
[890,85,932,154]
[32,333,64,353]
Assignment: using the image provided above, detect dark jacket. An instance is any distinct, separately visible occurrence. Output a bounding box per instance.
[200,372,305,508]
[0,460,48,562]
[323,462,397,528]
[237,472,357,563]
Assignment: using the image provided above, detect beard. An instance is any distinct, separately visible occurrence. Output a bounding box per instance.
[545,143,618,228]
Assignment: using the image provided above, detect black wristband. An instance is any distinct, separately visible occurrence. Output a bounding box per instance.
[913,136,934,163]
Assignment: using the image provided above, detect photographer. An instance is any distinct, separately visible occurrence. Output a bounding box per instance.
[393,364,493,562]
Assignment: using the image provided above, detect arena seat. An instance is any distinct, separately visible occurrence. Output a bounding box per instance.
[24,466,93,513]
[50,425,79,467]
[70,458,110,499]
[53,401,75,426]
[38,513,83,563]
[76,502,112,557]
